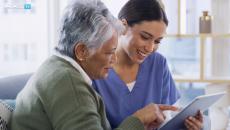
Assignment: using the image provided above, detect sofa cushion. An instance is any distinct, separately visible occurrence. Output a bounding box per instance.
[0,100,14,130]
[0,73,32,99]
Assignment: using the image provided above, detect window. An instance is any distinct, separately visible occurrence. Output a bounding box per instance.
[160,0,230,81]
[0,0,49,77]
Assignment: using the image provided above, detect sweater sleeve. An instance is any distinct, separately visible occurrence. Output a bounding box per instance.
[115,116,145,130]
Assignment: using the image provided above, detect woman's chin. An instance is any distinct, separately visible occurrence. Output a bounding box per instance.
[133,58,145,64]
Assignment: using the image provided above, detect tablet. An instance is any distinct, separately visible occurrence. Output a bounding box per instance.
[158,92,226,130]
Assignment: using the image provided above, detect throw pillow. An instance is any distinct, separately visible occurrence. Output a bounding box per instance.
[0,100,14,130]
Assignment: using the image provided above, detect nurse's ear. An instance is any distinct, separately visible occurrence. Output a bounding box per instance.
[121,19,129,35]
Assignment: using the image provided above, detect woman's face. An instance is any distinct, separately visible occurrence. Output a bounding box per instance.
[120,20,166,64]
[82,30,118,79]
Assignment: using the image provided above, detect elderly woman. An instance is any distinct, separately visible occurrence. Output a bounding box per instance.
[10,0,177,130]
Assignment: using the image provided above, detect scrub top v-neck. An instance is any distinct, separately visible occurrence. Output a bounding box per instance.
[92,52,180,129]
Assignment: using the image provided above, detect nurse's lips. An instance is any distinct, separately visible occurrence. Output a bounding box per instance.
[137,50,149,59]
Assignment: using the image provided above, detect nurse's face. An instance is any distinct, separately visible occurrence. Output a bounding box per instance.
[120,20,166,64]
[80,30,118,79]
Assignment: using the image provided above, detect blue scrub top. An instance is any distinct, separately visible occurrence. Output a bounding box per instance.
[92,52,180,129]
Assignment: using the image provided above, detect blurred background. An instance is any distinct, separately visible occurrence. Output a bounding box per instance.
[0,0,230,129]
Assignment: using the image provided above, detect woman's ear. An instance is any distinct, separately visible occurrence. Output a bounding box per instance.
[121,19,129,35]
[74,43,89,61]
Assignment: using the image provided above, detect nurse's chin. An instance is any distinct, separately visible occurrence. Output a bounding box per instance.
[129,55,146,64]
[134,57,146,64]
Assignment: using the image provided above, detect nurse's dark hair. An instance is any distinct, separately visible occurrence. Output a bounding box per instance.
[118,0,168,26]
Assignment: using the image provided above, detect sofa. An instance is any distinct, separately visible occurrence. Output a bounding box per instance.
[0,73,32,130]
[0,73,32,100]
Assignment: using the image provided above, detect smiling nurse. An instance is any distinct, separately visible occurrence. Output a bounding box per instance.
[93,0,204,130]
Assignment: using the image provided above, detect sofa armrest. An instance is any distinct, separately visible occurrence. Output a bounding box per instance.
[0,73,32,99]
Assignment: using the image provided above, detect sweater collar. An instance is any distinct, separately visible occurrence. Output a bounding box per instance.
[54,52,92,86]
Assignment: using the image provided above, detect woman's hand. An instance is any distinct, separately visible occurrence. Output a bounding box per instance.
[133,103,179,130]
[143,104,179,130]
[185,110,203,130]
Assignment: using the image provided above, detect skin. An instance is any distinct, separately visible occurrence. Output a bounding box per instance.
[115,19,204,129]
[185,111,203,130]
[75,30,118,79]
[133,103,179,130]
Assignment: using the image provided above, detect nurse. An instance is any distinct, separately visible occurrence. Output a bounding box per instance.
[93,0,204,129]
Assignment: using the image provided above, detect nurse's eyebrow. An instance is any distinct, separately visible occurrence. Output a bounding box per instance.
[141,31,164,40]
[141,31,153,38]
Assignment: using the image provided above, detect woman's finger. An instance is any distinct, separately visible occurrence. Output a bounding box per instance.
[195,110,203,122]
[186,117,202,130]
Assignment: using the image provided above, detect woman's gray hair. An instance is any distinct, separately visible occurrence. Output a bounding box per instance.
[55,0,124,59]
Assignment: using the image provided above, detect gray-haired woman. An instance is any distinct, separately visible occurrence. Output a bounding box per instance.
[10,0,177,130]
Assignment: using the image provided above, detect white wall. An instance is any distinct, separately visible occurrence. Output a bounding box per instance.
[206,84,230,130]
[0,0,49,77]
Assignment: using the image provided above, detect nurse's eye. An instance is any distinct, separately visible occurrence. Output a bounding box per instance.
[155,40,161,44]
[140,34,151,41]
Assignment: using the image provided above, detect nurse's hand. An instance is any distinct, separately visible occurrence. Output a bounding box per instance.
[185,110,203,130]
[133,103,178,129]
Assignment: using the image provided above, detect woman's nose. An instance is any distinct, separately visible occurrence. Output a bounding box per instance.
[144,42,156,53]
[111,53,117,64]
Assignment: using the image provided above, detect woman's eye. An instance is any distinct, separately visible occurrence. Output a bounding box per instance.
[140,35,150,40]
[105,53,112,55]
[155,40,161,44]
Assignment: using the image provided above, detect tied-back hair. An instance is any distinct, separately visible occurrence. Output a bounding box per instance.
[118,0,168,27]
[56,0,124,59]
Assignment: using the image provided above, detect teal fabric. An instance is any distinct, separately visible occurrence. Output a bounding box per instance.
[3,100,15,109]
[10,55,144,130]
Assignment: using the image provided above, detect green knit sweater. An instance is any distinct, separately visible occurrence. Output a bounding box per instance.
[10,56,144,130]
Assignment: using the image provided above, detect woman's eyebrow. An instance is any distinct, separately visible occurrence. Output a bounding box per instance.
[157,37,163,40]
[140,31,153,38]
